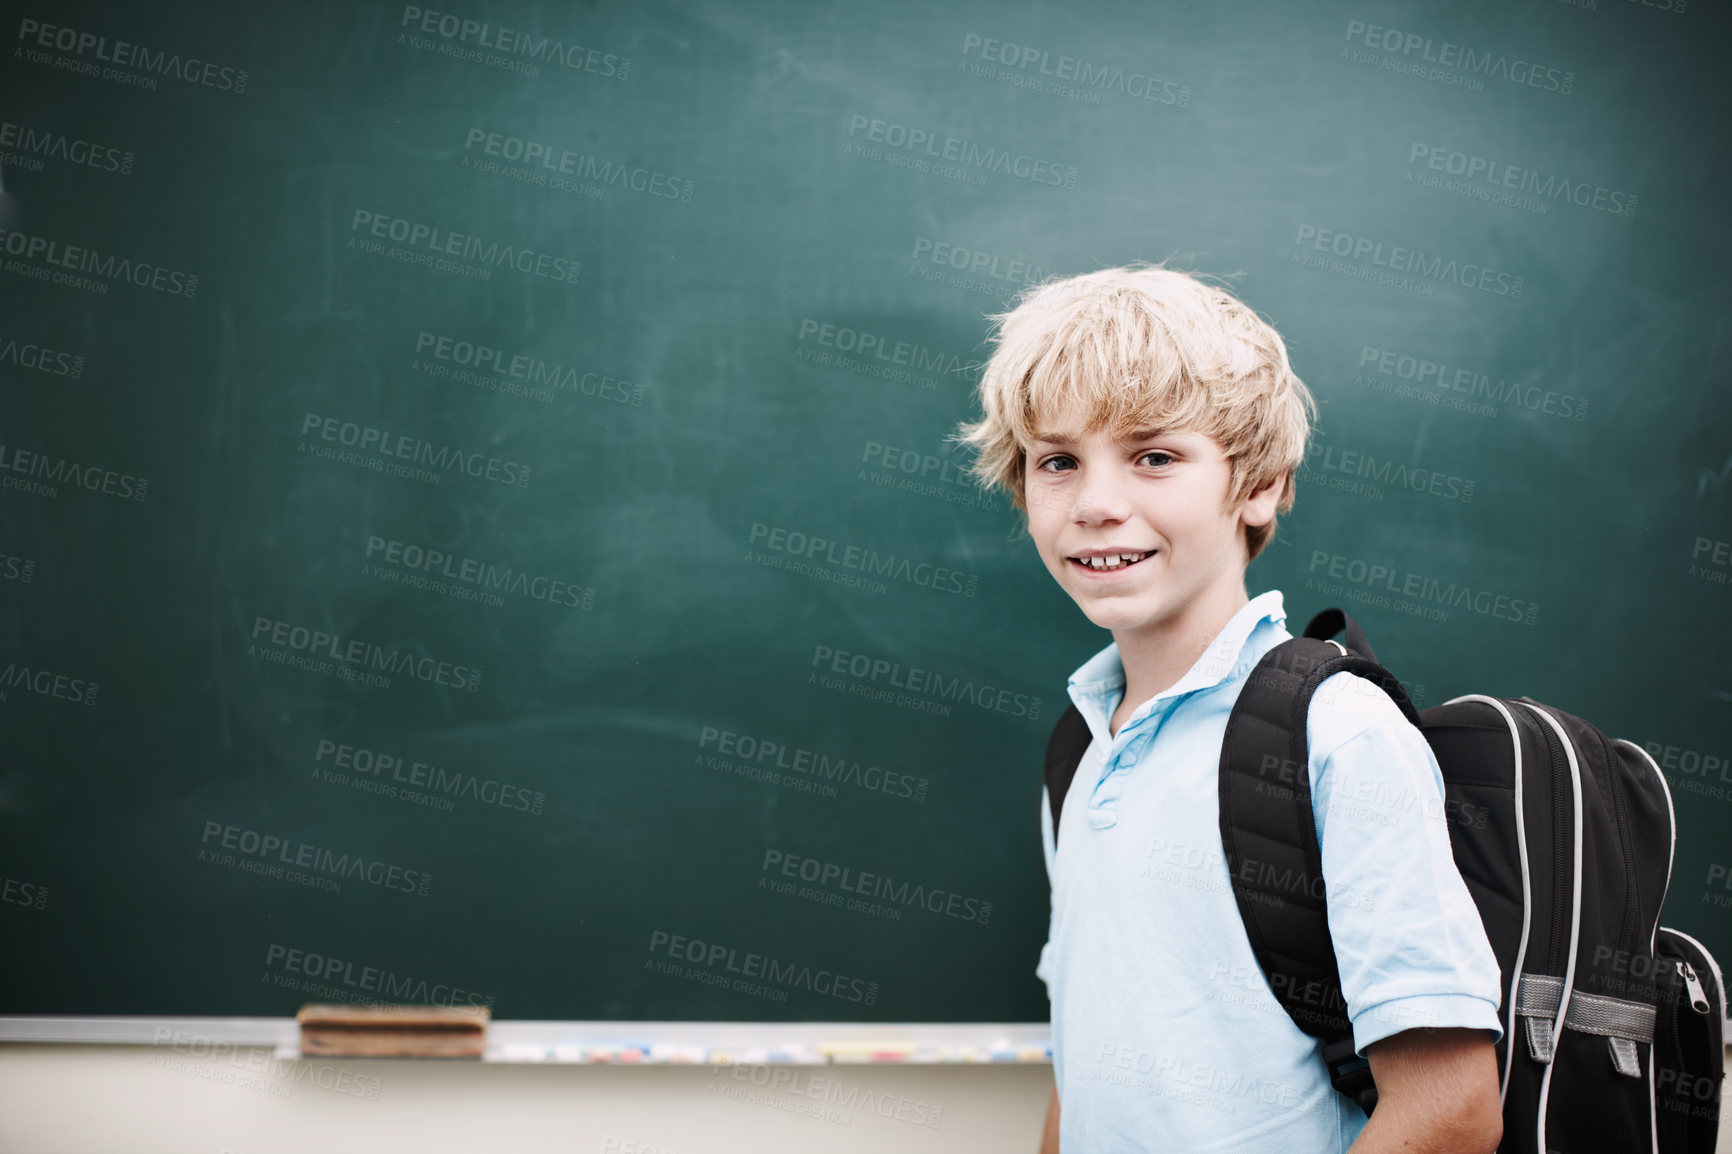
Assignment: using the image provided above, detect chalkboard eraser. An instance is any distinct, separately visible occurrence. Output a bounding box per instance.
[296,1003,490,1058]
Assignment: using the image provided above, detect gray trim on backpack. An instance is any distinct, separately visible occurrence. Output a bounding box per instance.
[1620,738,1680,1152]
[1445,693,1533,1107]
[1516,972,1657,1077]
[1516,702,1588,1152]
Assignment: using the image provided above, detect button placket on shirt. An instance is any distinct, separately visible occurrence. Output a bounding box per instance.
[1085,700,1170,829]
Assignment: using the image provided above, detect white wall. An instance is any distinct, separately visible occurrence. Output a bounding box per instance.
[0,1045,1053,1154]
[4,1044,1726,1152]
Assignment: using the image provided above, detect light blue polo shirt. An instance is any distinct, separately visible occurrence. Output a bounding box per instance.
[1038,590,1502,1153]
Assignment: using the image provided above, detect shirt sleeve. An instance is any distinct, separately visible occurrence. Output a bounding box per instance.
[1306,672,1504,1054]
[1036,784,1057,994]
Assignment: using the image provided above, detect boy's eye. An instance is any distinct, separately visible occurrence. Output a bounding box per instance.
[1037,455,1077,473]
[1139,450,1174,467]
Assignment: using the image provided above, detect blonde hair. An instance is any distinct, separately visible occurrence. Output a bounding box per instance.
[956,265,1315,560]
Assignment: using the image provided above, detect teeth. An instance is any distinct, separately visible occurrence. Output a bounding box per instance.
[1081,552,1147,570]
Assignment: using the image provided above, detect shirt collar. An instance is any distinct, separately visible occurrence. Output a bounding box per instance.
[1067,590,1289,728]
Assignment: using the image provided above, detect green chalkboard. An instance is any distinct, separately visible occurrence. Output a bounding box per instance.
[1,0,1727,1023]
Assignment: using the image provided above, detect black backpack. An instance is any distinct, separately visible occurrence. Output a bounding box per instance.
[1044,608,1724,1153]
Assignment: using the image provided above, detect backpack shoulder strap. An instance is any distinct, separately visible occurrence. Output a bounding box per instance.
[1219,610,1416,1114]
[1044,703,1092,847]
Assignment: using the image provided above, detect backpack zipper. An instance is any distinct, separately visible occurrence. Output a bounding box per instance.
[1664,958,1691,1144]
[1534,711,1571,975]
[1517,704,1586,1154]
[1442,693,1533,1106]
[1660,925,1725,1022]
[1597,730,1642,960]
[1678,960,1711,1014]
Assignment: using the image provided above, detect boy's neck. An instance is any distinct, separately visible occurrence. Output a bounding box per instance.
[1108,578,1252,735]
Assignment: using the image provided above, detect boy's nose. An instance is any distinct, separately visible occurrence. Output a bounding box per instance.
[1068,471,1132,525]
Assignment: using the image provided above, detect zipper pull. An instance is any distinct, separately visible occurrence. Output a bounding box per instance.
[1678,960,1712,1014]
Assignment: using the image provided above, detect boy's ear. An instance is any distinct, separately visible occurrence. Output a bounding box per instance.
[1238,472,1286,529]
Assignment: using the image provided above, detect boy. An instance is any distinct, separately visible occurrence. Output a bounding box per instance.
[958,267,1505,1152]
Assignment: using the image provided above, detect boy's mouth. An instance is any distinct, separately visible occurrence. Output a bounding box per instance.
[1069,550,1154,572]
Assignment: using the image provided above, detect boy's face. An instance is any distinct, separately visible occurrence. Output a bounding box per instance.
[1023,416,1279,645]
